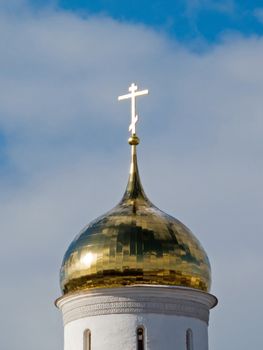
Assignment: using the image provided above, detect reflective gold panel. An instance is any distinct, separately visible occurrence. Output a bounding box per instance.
[60,139,211,295]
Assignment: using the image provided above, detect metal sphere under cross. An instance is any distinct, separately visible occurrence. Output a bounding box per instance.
[118,83,149,135]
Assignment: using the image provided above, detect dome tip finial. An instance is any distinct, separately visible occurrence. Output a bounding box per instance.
[118,83,149,201]
[128,134,140,145]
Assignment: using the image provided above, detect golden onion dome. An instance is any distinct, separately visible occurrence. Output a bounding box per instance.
[60,134,211,295]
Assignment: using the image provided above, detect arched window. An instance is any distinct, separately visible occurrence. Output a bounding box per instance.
[186,328,193,350]
[83,329,91,350]
[137,327,145,350]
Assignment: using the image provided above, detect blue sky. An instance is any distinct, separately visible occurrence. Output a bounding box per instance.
[29,0,263,42]
[0,1,263,350]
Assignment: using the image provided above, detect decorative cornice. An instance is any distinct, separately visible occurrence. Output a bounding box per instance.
[56,285,217,326]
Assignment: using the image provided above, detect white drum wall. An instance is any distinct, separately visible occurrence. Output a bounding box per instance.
[64,313,208,350]
[57,285,217,350]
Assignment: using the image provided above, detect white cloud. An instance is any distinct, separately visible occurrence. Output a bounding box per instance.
[0,6,262,350]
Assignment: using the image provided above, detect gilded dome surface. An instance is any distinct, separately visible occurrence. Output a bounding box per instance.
[60,137,211,295]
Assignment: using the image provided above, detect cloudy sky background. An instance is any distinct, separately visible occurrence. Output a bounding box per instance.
[0,1,262,349]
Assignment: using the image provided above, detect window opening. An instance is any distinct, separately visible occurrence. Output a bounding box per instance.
[186,328,193,350]
[137,327,144,350]
[83,329,91,350]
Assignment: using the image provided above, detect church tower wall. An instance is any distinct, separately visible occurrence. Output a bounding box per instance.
[57,286,217,350]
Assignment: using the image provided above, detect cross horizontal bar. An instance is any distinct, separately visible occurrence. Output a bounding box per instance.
[118,89,149,101]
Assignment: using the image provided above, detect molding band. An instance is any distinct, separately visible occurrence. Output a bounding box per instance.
[56,285,217,326]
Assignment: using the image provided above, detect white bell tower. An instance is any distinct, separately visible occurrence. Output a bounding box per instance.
[56,83,217,350]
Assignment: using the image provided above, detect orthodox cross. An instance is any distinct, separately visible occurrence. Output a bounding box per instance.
[118,83,149,135]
